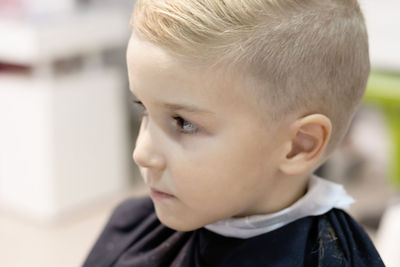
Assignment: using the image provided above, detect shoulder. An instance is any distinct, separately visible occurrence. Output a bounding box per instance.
[314,208,384,267]
[320,208,373,243]
[108,196,154,230]
[84,196,196,267]
[82,196,156,267]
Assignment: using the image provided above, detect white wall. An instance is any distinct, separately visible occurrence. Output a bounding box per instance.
[361,0,400,70]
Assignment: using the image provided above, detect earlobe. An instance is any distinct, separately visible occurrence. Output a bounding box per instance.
[280,114,332,176]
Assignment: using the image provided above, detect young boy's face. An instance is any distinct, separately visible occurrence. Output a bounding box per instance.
[127,34,292,231]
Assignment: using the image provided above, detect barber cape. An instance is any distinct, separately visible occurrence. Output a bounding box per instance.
[83,175,384,267]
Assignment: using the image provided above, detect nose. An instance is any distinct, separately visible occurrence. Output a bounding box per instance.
[133,117,166,170]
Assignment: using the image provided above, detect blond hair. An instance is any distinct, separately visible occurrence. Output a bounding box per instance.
[131,0,370,155]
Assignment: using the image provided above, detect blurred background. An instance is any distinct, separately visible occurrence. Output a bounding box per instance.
[0,0,400,266]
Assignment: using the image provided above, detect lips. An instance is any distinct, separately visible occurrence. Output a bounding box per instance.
[149,187,175,200]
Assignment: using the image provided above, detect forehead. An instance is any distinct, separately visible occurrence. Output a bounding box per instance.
[127,35,239,107]
[126,34,282,128]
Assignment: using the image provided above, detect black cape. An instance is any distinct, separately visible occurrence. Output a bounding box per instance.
[82,197,384,267]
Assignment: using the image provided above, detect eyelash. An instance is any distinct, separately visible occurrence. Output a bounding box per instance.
[132,100,199,135]
[132,100,149,116]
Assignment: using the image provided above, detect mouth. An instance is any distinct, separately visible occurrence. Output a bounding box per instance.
[149,187,175,201]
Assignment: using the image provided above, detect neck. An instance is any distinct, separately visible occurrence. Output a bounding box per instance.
[270,173,310,212]
[235,173,310,217]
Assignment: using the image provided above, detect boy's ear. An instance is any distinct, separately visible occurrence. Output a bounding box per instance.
[279,114,332,176]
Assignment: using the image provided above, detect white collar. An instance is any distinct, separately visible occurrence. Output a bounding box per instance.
[204,175,355,239]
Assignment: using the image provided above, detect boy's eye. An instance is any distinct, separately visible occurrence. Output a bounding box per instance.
[132,100,149,116]
[172,116,199,135]
[132,99,199,135]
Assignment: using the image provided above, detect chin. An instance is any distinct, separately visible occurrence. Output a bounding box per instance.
[155,210,204,232]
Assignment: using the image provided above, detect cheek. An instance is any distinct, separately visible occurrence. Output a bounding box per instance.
[169,137,272,205]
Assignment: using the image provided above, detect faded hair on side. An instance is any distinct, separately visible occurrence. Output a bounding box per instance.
[131,0,370,155]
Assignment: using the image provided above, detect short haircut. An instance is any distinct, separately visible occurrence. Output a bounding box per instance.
[131,0,370,156]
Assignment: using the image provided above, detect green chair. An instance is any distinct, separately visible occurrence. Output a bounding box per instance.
[364,71,400,187]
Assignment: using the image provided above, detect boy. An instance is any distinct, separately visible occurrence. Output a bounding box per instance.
[83,0,384,266]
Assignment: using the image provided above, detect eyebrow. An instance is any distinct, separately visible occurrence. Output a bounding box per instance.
[161,102,215,115]
[131,94,215,115]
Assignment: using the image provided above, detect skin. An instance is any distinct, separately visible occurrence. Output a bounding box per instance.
[126,33,332,231]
